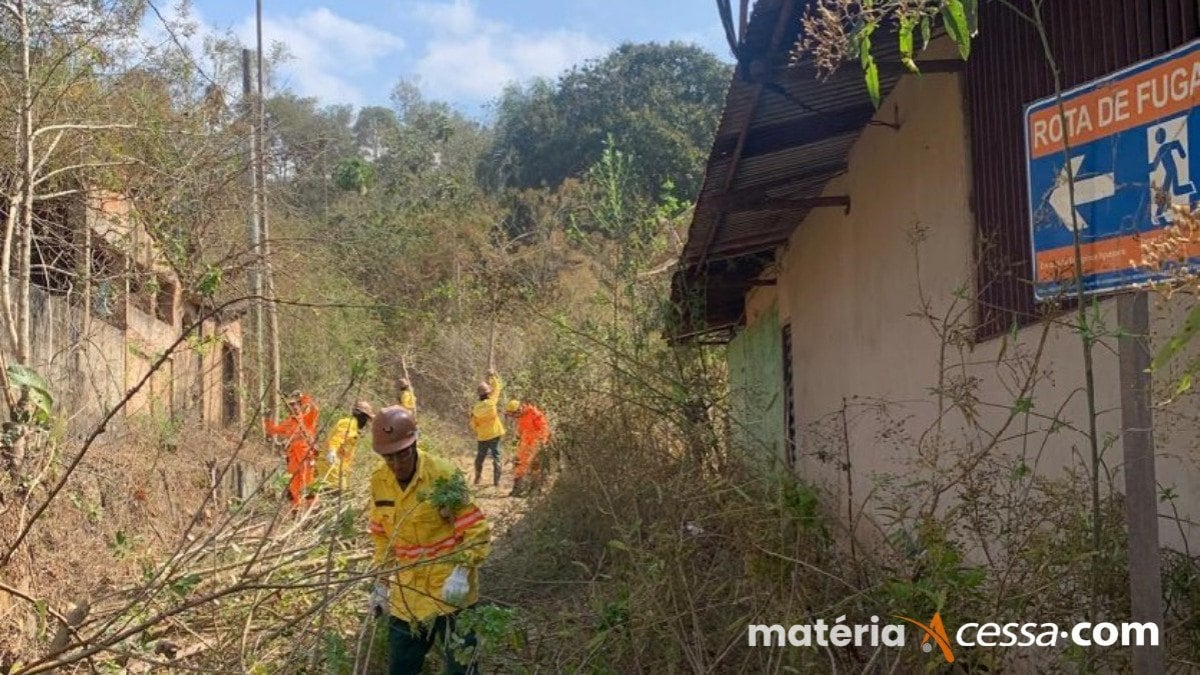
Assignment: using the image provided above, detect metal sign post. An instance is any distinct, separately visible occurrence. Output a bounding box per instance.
[1117,292,1164,674]
[1024,39,1200,673]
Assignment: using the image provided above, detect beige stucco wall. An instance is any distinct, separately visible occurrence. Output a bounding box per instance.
[744,285,779,326]
[751,67,1200,551]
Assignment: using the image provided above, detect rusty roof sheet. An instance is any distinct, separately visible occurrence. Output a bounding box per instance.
[671,0,903,336]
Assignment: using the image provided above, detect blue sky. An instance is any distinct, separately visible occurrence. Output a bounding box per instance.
[166,0,732,116]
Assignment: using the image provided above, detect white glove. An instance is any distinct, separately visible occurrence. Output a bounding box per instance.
[326,451,338,466]
[440,566,470,605]
[369,582,389,617]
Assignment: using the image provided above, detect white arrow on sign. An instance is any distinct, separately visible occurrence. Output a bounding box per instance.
[1049,155,1115,231]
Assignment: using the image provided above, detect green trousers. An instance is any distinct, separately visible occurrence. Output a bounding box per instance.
[388,612,478,674]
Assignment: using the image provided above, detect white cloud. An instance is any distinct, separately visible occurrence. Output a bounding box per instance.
[137,5,403,106]
[412,0,608,103]
[238,8,405,106]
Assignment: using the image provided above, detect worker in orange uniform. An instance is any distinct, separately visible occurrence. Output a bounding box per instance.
[469,370,504,487]
[316,400,374,491]
[368,406,491,675]
[504,399,550,497]
[396,377,416,414]
[264,391,319,505]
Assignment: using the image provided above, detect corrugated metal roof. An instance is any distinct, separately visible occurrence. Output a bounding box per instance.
[671,0,903,335]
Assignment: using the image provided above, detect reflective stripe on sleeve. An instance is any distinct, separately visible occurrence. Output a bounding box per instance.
[453,506,484,533]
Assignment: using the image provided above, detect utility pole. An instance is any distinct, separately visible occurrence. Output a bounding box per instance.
[256,0,281,421]
[241,49,265,419]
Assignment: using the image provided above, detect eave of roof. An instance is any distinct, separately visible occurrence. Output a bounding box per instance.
[670,0,910,339]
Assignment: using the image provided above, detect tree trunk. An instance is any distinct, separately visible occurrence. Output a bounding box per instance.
[1,203,20,355]
[5,0,34,476]
[16,0,33,366]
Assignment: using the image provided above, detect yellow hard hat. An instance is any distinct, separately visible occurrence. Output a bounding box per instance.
[505,399,521,413]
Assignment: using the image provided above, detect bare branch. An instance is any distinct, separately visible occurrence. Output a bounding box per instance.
[31,129,65,178]
[33,161,138,188]
[31,189,81,202]
[0,580,84,648]
[31,123,137,139]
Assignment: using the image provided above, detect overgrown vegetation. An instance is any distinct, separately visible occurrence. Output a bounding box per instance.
[3,1,1200,673]
[477,213,1198,671]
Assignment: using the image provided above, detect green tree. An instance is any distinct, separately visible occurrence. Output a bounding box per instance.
[353,105,400,160]
[483,42,730,200]
[332,157,375,195]
[265,94,356,214]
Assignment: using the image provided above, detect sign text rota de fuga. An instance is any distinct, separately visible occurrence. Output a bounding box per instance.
[1026,39,1200,300]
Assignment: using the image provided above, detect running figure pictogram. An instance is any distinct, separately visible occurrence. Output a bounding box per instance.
[1150,126,1194,221]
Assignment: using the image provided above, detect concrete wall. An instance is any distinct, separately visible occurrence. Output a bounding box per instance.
[26,284,242,436]
[29,284,126,433]
[20,191,246,434]
[743,68,1200,550]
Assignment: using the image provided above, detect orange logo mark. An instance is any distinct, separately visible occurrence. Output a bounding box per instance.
[894,611,955,663]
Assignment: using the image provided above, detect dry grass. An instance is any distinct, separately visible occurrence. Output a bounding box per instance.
[0,416,275,661]
[483,402,869,673]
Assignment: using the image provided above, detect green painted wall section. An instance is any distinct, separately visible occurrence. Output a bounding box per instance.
[727,308,786,464]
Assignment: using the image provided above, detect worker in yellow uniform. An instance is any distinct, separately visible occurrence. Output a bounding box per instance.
[316,400,373,491]
[469,370,504,487]
[367,406,491,675]
[396,377,417,414]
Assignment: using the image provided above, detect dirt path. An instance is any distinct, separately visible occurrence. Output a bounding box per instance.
[444,442,531,540]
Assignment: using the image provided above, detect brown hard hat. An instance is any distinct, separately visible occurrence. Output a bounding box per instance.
[372,405,417,455]
[476,381,492,398]
[352,400,375,418]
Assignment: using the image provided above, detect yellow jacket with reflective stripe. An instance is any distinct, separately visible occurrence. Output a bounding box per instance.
[367,449,491,622]
[470,374,505,441]
[398,389,417,413]
[317,417,359,488]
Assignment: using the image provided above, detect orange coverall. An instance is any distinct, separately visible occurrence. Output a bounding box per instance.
[264,394,319,504]
[513,404,549,481]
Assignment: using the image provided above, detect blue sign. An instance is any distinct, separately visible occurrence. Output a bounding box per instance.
[1026,39,1200,300]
